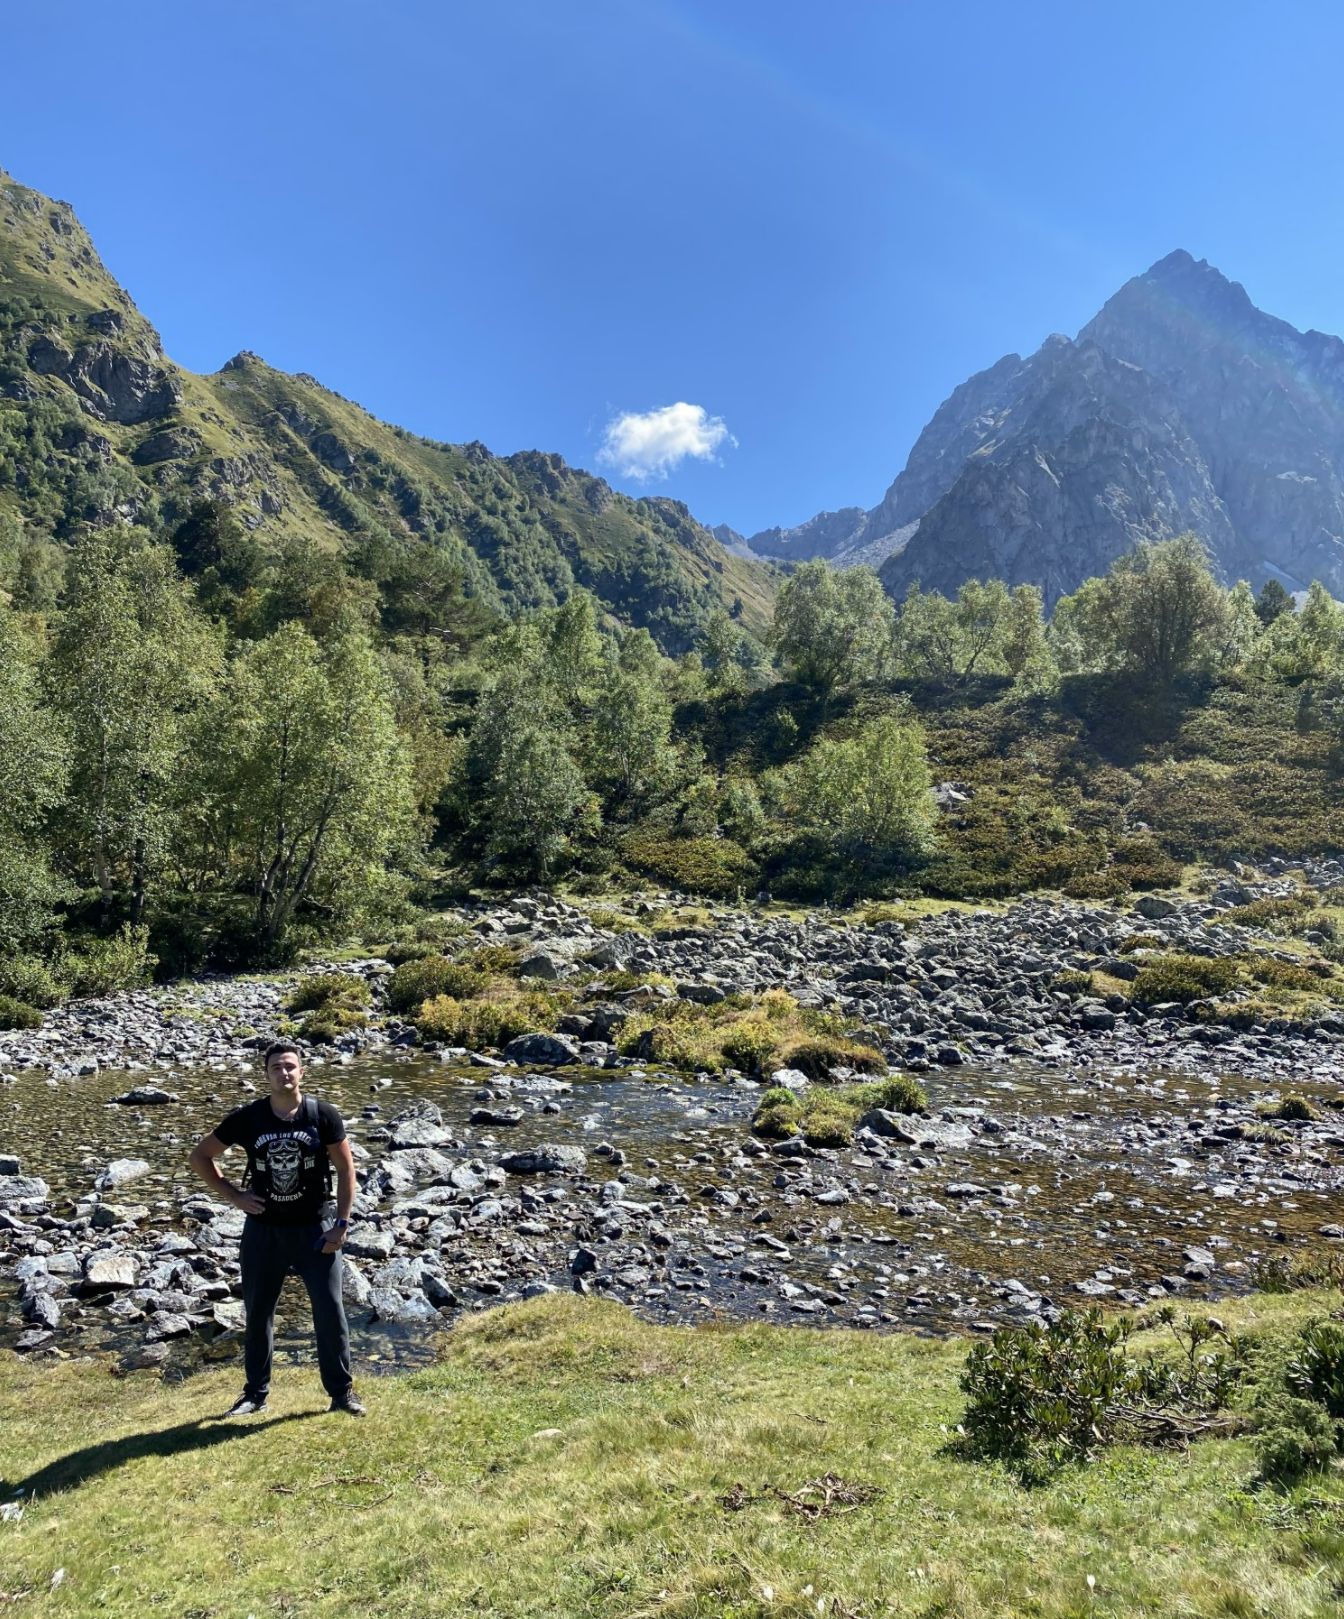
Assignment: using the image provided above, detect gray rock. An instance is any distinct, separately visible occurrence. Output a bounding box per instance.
[1133,896,1180,920]
[499,1145,588,1176]
[95,1157,152,1192]
[0,1175,50,1206]
[343,1228,396,1260]
[502,1032,580,1066]
[110,1086,179,1105]
[83,1251,137,1288]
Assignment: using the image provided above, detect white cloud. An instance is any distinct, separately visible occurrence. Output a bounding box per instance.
[597,401,736,481]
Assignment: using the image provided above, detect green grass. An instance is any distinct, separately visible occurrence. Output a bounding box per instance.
[4,1293,1344,1617]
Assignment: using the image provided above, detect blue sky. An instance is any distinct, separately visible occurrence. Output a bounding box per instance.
[4,1,1344,536]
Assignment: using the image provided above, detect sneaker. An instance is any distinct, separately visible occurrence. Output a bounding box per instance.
[328,1392,366,1417]
[223,1393,268,1418]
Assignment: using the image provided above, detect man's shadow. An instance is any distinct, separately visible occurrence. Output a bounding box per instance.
[6,1409,320,1499]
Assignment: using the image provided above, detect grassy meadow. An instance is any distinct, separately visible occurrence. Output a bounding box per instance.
[4,1292,1344,1618]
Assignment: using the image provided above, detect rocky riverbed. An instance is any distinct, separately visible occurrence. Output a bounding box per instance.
[6,867,1344,1378]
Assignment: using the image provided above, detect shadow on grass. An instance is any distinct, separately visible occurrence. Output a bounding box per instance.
[8,1409,322,1499]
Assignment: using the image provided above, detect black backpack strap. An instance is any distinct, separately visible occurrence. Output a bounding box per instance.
[305,1096,334,1196]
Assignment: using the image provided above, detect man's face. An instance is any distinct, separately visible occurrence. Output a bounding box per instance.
[266,1052,304,1094]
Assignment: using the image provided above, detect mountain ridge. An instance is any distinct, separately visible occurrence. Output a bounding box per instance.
[740,249,1344,605]
[0,166,778,649]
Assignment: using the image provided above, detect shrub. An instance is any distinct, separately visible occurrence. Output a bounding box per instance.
[782,1035,884,1080]
[603,969,676,993]
[298,1005,367,1044]
[0,994,42,1030]
[752,1089,802,1139]
[1243,956,1326,993]
[621,830,755,898]
[1063,871,1128,900]
[383,940,442,966]
[960,1309,1242,1480]
[386,955,485,1013]
[1117,859,1183,890]
[0,953,66,1009]
[801,1102,854,1148]
[286,973,370,1013]
[459,943,523,978]
[1117,934,1163,954]
[720,1020,781,1075]
[1259,1094,1319,1122]
[1251,1320,1344,1483]
[415,991,561,1049]
[1222,894,1314,932]
[1129,953,1242,1005]
[852,1072,928,1114]
[1052,970,1094,996]
[628,1022,698,1068]
[57,926,156,998]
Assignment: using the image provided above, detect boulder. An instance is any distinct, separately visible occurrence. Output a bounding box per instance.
[84,1251,137,1288]
[1133,895,1180,920]
[95,1157,152,1192]
[502,1032,581,1066]
[0,1175,50,1206]
[110,1086,179,1105]
[499,1144,588,1176]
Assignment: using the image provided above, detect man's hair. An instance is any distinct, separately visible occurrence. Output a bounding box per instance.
[263,1038,304,1071]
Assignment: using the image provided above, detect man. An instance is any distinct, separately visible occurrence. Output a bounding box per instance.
[188,1039,365,1417]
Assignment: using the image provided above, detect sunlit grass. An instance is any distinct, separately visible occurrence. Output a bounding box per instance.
[3,1293,1344,1616]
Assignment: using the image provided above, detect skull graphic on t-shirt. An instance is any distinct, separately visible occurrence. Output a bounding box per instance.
[266,1135,304,1197]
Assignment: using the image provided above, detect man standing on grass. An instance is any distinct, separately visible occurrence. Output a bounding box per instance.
[188,1039,365,1417]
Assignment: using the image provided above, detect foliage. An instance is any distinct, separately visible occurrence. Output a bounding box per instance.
[0,993,42,1030]
[1050,535,1229,684]
[181,622,417,952]
[0,952,65,1008]
[1129,952,1242,1004]
[55,925,156,998]
[893,579,1050,686]
[771,559,893,692]
[285,973,371,1014]
[1259,1094,1319,1122]
[414,990,562,1048]
[385,954,486,1013]
[763,713,936,877]
[960,1309,1243,1481]
[0,602,70,950]
[1052,969,1094,996]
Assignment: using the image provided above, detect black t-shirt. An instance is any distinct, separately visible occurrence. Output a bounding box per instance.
[214,1096,346,1226]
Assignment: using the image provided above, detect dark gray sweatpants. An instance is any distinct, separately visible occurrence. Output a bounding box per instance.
[239,1216,352,1400]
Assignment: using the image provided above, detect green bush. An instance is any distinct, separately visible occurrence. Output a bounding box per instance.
[1258,1094,1319,1122]
[621,830,755,898]
[751,1088,802,1139]
[286,973,370,1014]
[851,1072,928,1114]
[414,991,561,1049]
[1222,894,1314,932]
[1243,955,1327,993]
[1052,970,1095,997]
[0,994,42,1030]
[383,940,442,966]
[1129,953,1242,1005]
[720,1020,781,1075]
[1117,859,1183,891]
[57,925,156,998]
[1252,1320,1344,1483]
[459,944,523,978]
[960,1310,1241,1481]
[298,1005,368,1044]
[386,955,486,1013]
[0,953,66,1009]
[782,1035,884,1080]
[801,1102,854,1148]
[1063,871,1127,900]
[1117,934,1164,954]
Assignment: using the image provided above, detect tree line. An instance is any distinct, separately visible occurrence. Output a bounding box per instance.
[0,511,1337,1002]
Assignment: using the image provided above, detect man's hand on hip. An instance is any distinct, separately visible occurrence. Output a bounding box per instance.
[232,1189,266,1216]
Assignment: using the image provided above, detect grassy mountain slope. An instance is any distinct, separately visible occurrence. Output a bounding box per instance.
[0,167,777,649]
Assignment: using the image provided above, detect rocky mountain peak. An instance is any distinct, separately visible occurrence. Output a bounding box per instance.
[741,250,1344,606]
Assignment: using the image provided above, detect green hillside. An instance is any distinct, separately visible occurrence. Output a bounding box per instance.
[0,167,777,650]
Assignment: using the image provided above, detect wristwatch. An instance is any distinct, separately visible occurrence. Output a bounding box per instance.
[333,1218,349,1228]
